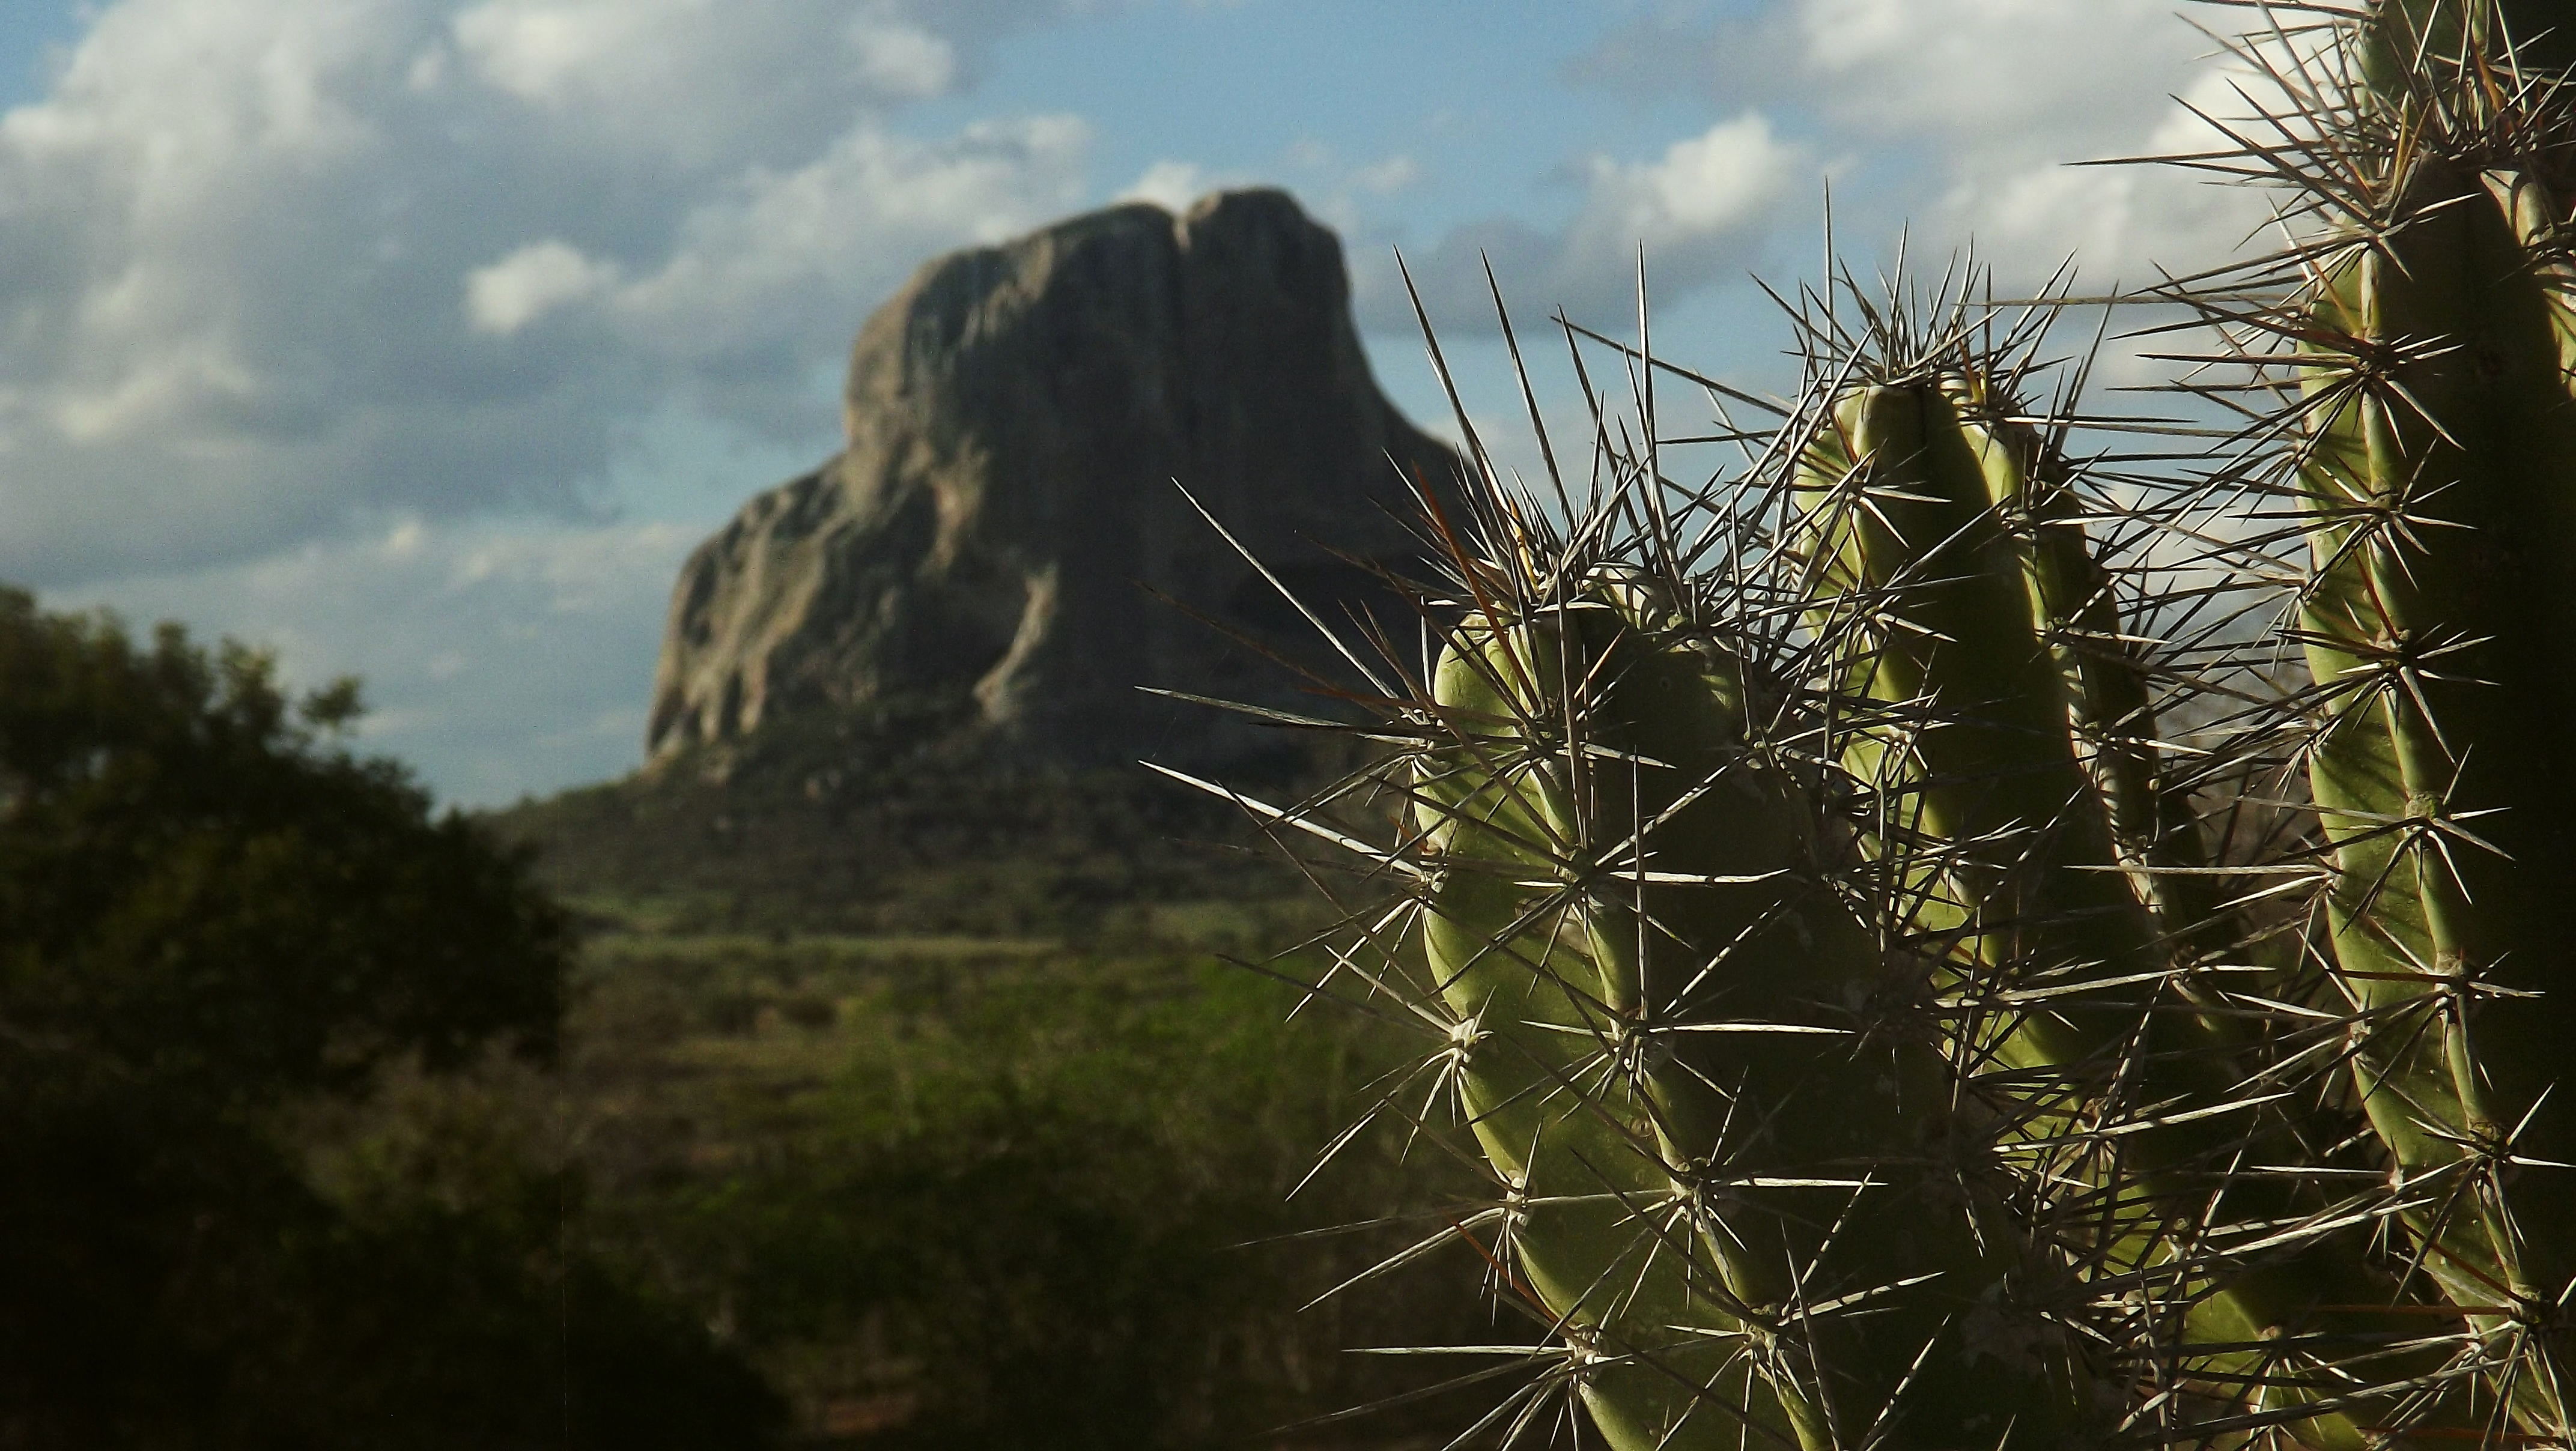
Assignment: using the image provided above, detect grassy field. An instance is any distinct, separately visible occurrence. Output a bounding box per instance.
[361,880,1500,1448]
[454,747,1516,1446]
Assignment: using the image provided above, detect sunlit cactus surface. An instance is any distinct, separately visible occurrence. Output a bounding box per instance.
[1169,2,2576,1446]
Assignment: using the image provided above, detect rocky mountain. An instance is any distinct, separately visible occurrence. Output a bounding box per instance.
[646,187,1460,781]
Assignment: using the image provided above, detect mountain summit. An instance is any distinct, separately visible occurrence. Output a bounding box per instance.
[646,188,1457,778]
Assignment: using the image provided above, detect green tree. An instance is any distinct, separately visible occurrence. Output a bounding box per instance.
[0,587,780,1449]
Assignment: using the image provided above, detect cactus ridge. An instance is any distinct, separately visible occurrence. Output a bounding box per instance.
[1760,263,2491,1451]
[1161,3,2576,1447]
[2153,4,2576,1436]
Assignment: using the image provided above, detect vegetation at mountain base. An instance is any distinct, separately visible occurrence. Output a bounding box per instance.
[488,703,1322,942]
[537,919,1493,1446]
[484,733,1495,1445]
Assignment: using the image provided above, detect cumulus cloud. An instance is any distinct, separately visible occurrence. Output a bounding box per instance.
[1119,159,1213,211]
[1791,0,2191,148]
[1559,0,2283,289]
[466,239,620,335]
[605,113,1091,398]
[0,0,1083,586]
[1356,112,1804,334]
[1352,0,2291,351]
[446,0,973,165]
[47,512,703,805]
[852,20,958,98]
[1571,115,1799,267]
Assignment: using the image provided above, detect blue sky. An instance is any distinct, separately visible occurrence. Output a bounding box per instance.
[2,0,2274,804]
[0,5,82,104]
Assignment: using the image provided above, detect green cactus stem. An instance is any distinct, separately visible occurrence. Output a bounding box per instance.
[1417,584,2095,1451]
[2295,150,2576,1424]
[1185,8,2576,1445]
[1792,375,2446,1447]
[1791,374,2249,1047]
[2363,0,2576,100]
[1958,377,2223,966]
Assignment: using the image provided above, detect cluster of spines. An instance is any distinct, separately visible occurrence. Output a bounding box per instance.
[1169,3,2576,1447]
[2157,0,2576,1436]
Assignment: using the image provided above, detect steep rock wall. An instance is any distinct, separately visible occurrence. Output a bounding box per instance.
[647,188,1457,775]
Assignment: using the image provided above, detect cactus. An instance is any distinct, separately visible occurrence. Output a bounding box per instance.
[1406,555,2103,1449]
[1168,2,2576,1446]
[2266,0,2576,1425]
[1787,357,2455,1448]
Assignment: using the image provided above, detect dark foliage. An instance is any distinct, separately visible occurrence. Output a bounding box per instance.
[0,588,564,1099]
[562,942,1498,1449]
[0,1060,781,1450]
[0,589,782,1449]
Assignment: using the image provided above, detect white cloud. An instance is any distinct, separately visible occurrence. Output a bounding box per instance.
[1794,0,2188,147]
[1765,0,2288,284]
[44,511,704,805]
[1119,159,1209,211]
[1357,111,1803,334]
[0,0,1082,587]
[1352,154,1419,195]
[466,238,619,334]
[1499,0,2294,317]
[851,19,956,98]
[1569,114,1796,268]
[448,0,977,166]
[451,0,642,103]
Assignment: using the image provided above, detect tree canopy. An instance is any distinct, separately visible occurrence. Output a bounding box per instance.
[0,587,565,1100]
[0,587,780,1448]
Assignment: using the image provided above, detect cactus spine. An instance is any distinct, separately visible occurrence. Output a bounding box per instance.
[2283,0,2576,1422]
[1174,2,2576,1446]
[1415,564,2102,1449]
[1788,360,2455,1448]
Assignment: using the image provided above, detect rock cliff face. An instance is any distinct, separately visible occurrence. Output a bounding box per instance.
[646,188,1457,777]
